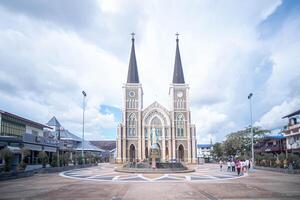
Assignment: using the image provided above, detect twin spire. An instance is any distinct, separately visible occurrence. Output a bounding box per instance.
[126,33,185,84]
[127,33,140,83]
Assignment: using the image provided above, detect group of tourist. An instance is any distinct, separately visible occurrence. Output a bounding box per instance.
[219,159,251,176]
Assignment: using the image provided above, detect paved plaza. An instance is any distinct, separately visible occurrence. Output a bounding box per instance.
[60,163,246,182]
[0,163,300,200]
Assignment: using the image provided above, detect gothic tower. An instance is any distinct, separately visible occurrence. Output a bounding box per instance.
[169,35,196,163]
[117,34,196,164]
[117,34,143,163]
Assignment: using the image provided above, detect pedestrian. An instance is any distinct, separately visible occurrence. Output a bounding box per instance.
[236,160,241,176]
[227,161,231,172]
[241,160,245,175]
[245,159,249,171]
[231,160,235,172]
[219,160,223,171]
[249,159,252,169]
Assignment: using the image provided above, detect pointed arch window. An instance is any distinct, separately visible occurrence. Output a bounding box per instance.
[127,113,137,137]
[150,116,162,137]
[176,114,184,137]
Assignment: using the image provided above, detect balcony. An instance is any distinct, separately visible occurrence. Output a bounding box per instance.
[283,123,300,135]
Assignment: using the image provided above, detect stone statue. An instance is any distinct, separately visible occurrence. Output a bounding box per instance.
[151,128,157,144]
[150,128,159,169]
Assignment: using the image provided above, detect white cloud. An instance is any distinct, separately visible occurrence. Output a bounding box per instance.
[256,98,300,129]
[0,0,299,142]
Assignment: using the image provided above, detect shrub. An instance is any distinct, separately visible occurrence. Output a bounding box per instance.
[21,148,30,160]
[50,154,58,167]
[37,151,49,168]
[61,152,71,166]
[17,161,27,171]
[72,153,78,165]
[0,148,13,172]
[77,155,84,165]
[287,153,300,169]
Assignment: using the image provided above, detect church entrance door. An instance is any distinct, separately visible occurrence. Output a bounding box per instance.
[178,144,184,162]
[129,144,136,162]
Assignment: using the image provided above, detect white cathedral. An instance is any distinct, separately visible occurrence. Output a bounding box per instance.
[116,34,197,164]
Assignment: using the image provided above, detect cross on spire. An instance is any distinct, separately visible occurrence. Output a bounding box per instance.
[175,32,179,41]
[127,32,139,83]
[131,32,135,41]
[173,32,185,84]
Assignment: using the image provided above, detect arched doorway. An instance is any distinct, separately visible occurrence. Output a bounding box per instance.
[178,144,184,162]
[145,147,148,159]
[129,144,136,162]
[165,147,169,161]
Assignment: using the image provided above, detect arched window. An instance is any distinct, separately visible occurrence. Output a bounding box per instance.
[151,117,162,136]
[176,114,184,137]
[127,114,136,137]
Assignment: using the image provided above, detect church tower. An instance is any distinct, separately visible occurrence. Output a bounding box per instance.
[117,33,143,163]
[169,34,196,163]
[117,33,196,164]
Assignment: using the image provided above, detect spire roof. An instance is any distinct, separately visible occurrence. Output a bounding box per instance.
[172,34,185,84]
[127,33,140,83]
[47,116,61,128]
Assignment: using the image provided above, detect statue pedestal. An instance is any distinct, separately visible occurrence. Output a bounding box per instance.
[152,156,156,169]
[150,143,159,169]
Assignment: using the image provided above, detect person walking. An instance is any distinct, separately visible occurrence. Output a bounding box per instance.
[219,160,223,171]
[236,160,241,176]
[245,159,250,171]
[231,160,235,172]
[227,161,231,172]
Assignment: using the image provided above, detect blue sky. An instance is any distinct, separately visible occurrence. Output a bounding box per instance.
[0,0,299,143]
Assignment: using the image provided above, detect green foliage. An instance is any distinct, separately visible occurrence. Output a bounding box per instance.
[37,151,49,168]
[77,155,84,165]
[223,126,269,157]
[255,153,300,169]
[17,147,31,171]
[0,147,13,172]
[21,148,30,159]
[211,142,223,159]
[61,152,71,166]
[50,154,58,167]
[17,161,27,171]
[287,153,300,169]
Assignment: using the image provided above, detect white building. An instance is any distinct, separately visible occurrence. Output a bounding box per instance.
[197,144,213,159]
[283,109,300,153]
[116,35,197,164]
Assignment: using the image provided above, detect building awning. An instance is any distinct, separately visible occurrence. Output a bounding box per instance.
[44,146,57,152]
[7,146,21,153]
[24,143,42,151]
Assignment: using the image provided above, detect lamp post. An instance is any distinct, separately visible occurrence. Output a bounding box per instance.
[248,93,254,169]
[57,126,62,167]
[82,91,87,165]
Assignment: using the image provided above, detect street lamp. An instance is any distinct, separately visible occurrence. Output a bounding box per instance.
[57,126,62,167]
[248,93,254,169]
[82,90,87,165]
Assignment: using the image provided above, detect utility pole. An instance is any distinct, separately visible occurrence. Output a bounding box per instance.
[82,90,87,165]
[248,93,254,169]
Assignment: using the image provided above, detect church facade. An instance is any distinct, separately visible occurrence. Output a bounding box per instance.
[116,35,197,164]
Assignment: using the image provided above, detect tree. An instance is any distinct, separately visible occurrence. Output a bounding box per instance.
[211,142,223,159]
[37,151,49,168]
[17,148,31,171]
[0,147,13,172]
[223,126,269,158]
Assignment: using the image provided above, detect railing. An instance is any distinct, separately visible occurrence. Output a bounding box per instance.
[283,123,300,135]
